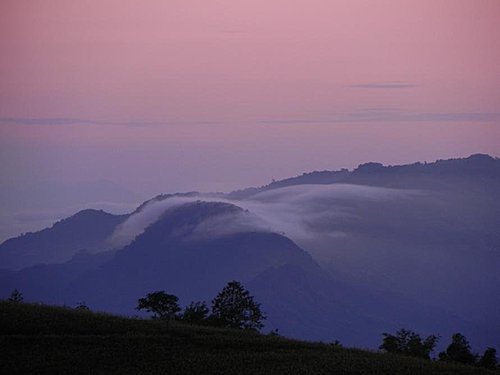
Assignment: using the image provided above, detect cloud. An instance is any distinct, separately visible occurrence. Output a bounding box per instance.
[0,117,153,127]
[188,210,272,241]
[109,197,196,248]
[237,184,422,243]
[108,195,274,248]
[351,81,417,89]
[259,109,500,124]
[109,184,421,251]
[0,117,221,127]
[4,108,499,129]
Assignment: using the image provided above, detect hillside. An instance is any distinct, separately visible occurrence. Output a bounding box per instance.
[1,302,497,375]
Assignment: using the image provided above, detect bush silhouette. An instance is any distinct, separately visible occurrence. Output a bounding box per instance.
[75,301,90,311]
[478,347,497,369]
[380,329,438,359]
[137,291,181,322]
[439,333,477,365]
[181,301,209,325]
[7,289,23,303]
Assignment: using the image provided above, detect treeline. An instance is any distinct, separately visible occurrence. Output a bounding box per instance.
[135,280,265,330]
[380,329,498,370]
[5,284,498,370]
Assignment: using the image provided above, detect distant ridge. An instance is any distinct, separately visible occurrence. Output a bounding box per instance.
[0,209,127,270]
[228,154,500,198]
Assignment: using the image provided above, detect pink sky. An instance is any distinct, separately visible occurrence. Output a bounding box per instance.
[1,0,499,195]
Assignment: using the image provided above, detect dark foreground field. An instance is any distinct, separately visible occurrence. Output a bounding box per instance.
[0,302,497,375]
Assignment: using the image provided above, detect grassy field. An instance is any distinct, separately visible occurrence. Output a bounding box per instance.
[0,301,498,374]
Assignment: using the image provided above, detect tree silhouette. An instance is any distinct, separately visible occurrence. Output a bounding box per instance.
[211,281,265,331]
[137,291,181,322]
[75,301,90,311]
[7,289,23,303]
[181,301,209,325]
[478,347,497,369]
[439,333,477,365]
[380,329,438,359]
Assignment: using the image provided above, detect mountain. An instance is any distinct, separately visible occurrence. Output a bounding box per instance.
[0,155,499,350]
[0,209,127,270]
[229,153,500,198]
[0,179,142,243]
[70,202,319,312]
[0,200,493,348]
[1,202,325,326]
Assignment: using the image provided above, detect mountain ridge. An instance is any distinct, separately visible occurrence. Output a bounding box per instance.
[228,153,500,199]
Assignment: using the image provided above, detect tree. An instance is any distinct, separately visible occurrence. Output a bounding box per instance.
[7,289,23,303]
[478,347,497,369]
[75,301,90,311]
[136,291,181,322]
[181,301,209,325]
[380,329,439,359]
[439,333,477,365]
[211,281,265,331]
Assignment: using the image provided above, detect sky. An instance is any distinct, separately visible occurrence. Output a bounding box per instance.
[1,0,499,201]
